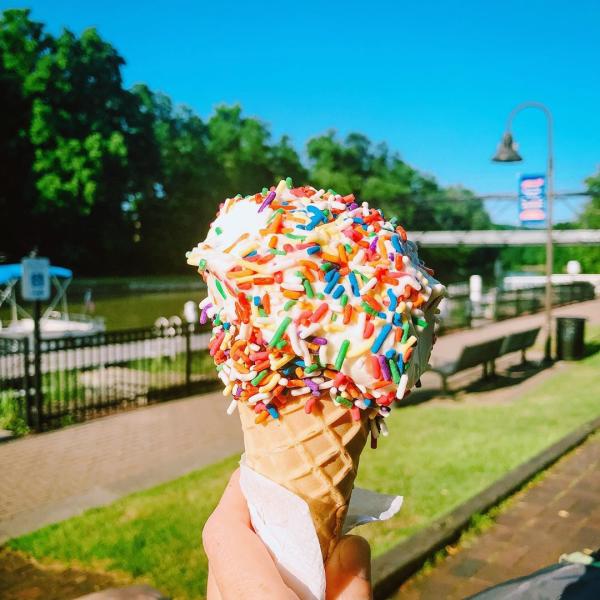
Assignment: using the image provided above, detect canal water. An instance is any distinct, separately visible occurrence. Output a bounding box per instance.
[68,290,203,330]
[1,274,470,332]
[1,276,206,331]
[69,276,206,330]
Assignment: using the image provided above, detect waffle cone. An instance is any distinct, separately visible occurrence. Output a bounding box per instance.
[238,397,370,560]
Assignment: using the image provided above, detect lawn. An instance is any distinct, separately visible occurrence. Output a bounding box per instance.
[8,329,600,599]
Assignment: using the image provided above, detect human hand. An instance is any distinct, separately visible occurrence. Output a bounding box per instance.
[203,469,372,599]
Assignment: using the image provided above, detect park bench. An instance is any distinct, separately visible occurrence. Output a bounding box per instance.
[499,327,541,365]
[430,337,505,394]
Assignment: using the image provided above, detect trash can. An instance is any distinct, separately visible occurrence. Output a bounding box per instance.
[556,317,586,360]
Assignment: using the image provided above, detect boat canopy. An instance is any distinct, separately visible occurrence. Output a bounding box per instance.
[0,264,73,285]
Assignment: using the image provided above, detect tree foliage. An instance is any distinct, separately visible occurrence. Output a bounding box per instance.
[575,169,600,271]
[5,9,594,281]
[0,9,157,270]
[583,169,600,229]
[0,9,50,259]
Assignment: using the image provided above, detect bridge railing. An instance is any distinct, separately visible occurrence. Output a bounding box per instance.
[0,323,215,432]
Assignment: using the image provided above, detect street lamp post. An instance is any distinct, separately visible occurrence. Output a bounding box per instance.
[492,101,554,362]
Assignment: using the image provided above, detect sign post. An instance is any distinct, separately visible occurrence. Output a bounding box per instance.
[21,257,50,431]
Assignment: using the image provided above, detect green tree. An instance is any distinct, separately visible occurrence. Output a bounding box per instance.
[27,26,158,270]
[131,86,215,272]
[0,9,158,272]
[306,131,495,281]
[127,97,309,273]
[0,9,51,259]
[582,169,600,229]
[269,134,307,185]
[206,105,275,198]
[307,131,373,194]
[574,169,600,271]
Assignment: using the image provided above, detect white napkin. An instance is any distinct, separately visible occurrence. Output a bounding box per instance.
[239,460,403,600]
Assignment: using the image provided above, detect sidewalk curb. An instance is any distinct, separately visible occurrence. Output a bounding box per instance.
[372,415,600,599]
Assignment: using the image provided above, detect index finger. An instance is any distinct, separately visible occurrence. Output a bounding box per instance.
[203,469,298,599]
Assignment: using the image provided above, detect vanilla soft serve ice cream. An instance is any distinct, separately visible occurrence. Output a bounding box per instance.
[187,179,445,430]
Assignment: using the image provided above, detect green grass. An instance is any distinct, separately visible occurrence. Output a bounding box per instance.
[0,391,29,435]
[0,369,82,435]
[8,329,600,599]
[10,455,239,598]
[128,350,215,378]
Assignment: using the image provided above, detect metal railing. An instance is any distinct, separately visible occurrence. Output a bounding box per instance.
[0,323,215,431]
[1,282,595,432]
[439,281,595,331]
[494,282,595,320]
[0,336,30,430]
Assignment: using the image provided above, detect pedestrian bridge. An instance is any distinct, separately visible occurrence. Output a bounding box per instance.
[407,229,600,247]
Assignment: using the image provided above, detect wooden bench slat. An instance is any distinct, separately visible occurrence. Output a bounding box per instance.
[499,327,541,356]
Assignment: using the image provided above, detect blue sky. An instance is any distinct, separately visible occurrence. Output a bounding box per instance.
[17,0,600,224]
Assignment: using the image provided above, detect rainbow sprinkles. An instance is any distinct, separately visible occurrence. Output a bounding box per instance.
[187,179,445,446]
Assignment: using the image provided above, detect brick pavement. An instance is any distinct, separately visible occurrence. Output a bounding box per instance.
[395,433,600,599]
[0,299,598,544]
[0,392,243,542]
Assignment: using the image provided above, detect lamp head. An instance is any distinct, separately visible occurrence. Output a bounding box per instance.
[492,132,522,162]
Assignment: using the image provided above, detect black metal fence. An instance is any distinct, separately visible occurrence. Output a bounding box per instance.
[494,282,595,320]
[0,336,30,430]
[439,281,596,331]
[1,282,596,432]
[0,323,215,431]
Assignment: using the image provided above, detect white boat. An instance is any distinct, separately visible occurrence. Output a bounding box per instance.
[0,264,105,340]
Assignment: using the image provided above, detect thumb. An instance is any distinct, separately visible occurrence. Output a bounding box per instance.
[325,535,372,600]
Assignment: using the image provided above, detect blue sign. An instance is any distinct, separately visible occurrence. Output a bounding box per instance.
[518,174,546,225]
[21,257,50,301]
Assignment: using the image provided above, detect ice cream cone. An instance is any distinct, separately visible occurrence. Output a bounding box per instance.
[187,180,445,568]
[238,397,371,560]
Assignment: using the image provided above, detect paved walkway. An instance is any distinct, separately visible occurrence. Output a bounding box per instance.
[432,297,600,364]
[395,432,600,599]
[0,299,598,544]
[0,392,243,543]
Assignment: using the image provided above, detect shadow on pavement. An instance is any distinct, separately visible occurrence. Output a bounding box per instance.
[0,547,127,600]
[400,360,550,407]
[401,336,600,408]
